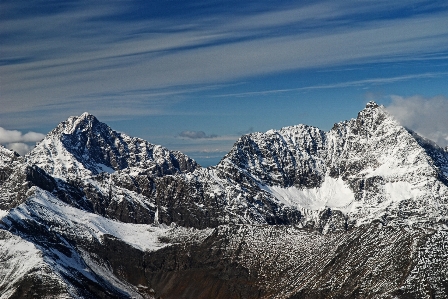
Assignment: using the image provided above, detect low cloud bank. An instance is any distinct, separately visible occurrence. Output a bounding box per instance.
[178,131,218,139]
[385,95,448,147]
[0,127,45,155]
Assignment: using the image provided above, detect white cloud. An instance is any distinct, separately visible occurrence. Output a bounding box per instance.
[22,131,46,142]
[0,127,45,155]
[6,142,31,156]
[0,128,22,144]
[385,95,448,147]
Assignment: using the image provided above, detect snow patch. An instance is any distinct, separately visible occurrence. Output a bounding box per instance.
[384,181,424,202]
[0,231,46,299]
[0,209,8,219]
[263,176,355,213]
[95,163,115,174]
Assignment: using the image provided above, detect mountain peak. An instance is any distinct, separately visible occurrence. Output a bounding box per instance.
[3,102,448,298]
[365,101,379,109]
[27,113,198,179]
[62,112,100,135]
[80,111,93,118]
[354,100,392,129]
[76,111,97,123]
[77,111,100,123]
[359,101,387,117]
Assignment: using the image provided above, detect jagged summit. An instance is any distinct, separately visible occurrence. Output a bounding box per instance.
[218,101,395,189]
[9,106,445,229]
[26,113,198,180]
[80,111,93,118]
[354,100,391,130]
[215,100,448,227]
[218,123,326,188]
[365,100,380,109]
[50,111,102,136]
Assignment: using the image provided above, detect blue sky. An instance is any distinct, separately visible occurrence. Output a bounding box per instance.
[2,0,448,166]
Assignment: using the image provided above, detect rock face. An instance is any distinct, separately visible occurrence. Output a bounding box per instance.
[150,101,448,229]
[0,102,447,298]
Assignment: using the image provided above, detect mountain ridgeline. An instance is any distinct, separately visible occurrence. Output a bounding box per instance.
[0,102,447,298]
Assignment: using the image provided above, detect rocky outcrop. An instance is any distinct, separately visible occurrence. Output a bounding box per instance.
[220,124,326,188]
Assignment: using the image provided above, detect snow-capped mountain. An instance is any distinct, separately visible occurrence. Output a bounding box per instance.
[0,102,447,298]
[18,112,200,225]
[27,112,198,180]
[153,101,448,229]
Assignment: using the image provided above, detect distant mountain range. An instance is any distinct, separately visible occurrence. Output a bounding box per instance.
[0,102,447,298]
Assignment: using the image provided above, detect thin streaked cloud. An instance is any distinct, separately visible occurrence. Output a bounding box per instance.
[2,1,448,119]
[211,72,448,98]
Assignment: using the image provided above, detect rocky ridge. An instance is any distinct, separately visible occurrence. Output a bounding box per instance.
[0,102,447,298]
[151,101,448,229]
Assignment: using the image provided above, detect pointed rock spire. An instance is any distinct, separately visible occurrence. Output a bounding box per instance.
[365,101,379,109]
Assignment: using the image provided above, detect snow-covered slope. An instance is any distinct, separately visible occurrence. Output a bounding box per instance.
[0,229,69,299]
[18,113,201,225]
[325,102,448,225]
[0,187,213,298]
[1,102,448,298]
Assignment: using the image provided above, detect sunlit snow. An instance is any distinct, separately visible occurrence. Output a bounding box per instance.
[0,209,8,219]
[6,188,169,252]
[262,176,355,212]
[384,181,425,202]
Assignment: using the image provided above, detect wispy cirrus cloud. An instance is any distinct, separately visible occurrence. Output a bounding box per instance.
[211,72,448,97]
[2,0,448,127]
